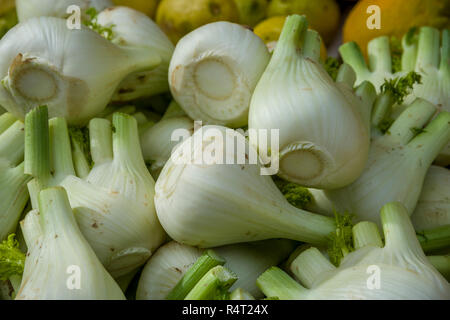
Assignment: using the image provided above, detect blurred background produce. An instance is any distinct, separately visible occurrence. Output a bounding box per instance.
[343,0,450,57]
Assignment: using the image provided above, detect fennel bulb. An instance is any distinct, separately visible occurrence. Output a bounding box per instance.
[310,98,450,226]
[0,17,161,125]
[0,113,30,240]
[249,15,375,189]
[95,6,175,102]
[411,166,450,230]
[25,106,166,278]
[154,125,336,248]
[15,187,125,300]
[257,202,450,300]
[169,21,270,128]
[140,116,194,178]
[16,0,113,22]
[340,28,450,166]
[136,240,296,300]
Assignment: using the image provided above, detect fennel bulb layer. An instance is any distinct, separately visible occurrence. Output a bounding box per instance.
[411,166,450,230]
[310,99,450,226]
[257,202,450,300]
[16,187,125,300]
[249,15,374,189]
[96,6,175,101]
[0,17,161,125]
[169,21,270,128]
[24,106,166,278]
[0,113,30,240]
[155,125,336,248]
[140,116,194,178]
[136,240,296,300]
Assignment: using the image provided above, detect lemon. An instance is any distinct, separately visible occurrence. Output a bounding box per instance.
[233,0,268,27]
[343,0,450,57]
[156,0,239,44]
[267,0,340,44]
[112,0,160,18]
[254,16,328,61]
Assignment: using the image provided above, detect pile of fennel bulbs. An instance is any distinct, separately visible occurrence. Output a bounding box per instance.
[0,5,449,301]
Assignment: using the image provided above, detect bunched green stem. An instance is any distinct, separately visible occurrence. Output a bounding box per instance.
[290,247,335,288]
[417,225,450,254]
[89,118,113,165]
[353,221,383,249]
[257,267,307,300]
[427,255,450,281]
[271,15,309,64]
[166,250,226,300]
[184,266,237,300]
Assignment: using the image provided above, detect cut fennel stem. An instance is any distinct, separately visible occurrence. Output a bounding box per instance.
[96,6,175,102]
[257,202,450,300]
[155,125,336,248]
[16,187,125,300]
[249,15,375,189]
[340,27,450,165]
[15,0,112,22]
[308,98,450,227]
[24,106,166,278]
[0,113,30,240]
[136,239,296,300]
[0,16,161,125]
[169,21,270,128]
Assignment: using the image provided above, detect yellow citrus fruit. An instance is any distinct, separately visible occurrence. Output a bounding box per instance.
[233,0,268,27]
[156,0,239,44]
[267,0,340,45]
[112,0,160,18]
[343,0,450,57]
[254,16,328,61]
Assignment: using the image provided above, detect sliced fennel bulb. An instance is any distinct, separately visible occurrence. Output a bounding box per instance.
[169,21,270,128]
[411,166,450,230]
[249,15,375,189]
[16,0,113,22]
[257,202,450,300]
[340,27,450,165]
[136,240,296,300]
[0,113,30,240]
[309,98,450,226]
[0,17,161,125]
[140,116,194,178]
[25,106,166,278]
[95,6,175,101]
[155,125,336,248]
[15,187,125,300]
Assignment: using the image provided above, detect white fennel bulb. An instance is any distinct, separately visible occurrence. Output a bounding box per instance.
[257,202,450,300]
[16,0,112,22]
[136,240,296,300]
[169,21,270,128]
[25,106,166,278]
[0,113,30,240]
[95,6,175,102]
[411,166,450,230]
[249,15,375,189]
[15,187,125,300]
[155,125,336,248]
[140,116,194,178]
[309,98,450,226]
[0,17,161,125]
[340,28,450,165]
